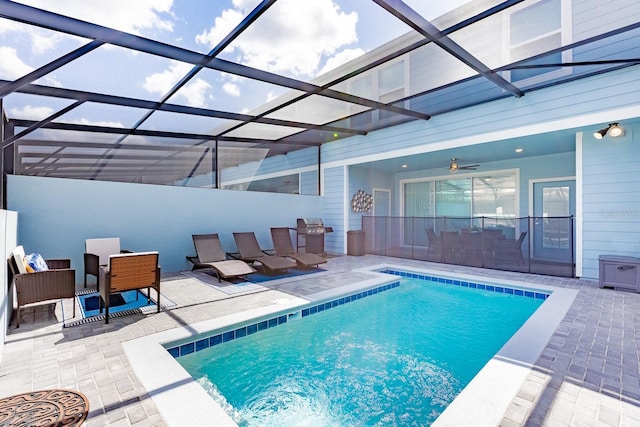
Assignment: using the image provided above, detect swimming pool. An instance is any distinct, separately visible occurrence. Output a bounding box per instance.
[122,265,577,426]
[176,273,544,425]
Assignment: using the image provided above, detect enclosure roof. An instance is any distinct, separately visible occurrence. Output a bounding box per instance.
[1,0,638,184]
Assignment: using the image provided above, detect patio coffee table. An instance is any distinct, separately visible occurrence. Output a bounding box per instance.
[0,389,89,426]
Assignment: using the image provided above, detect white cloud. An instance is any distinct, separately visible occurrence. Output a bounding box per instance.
[319,48,366,75]
[8,106,127,128]
[0,46,62,86]
[265,92,278,103]
[197,0,358,77]
[29,32,64,55]
[72,118,125,128]
[0,47,33,79]
[222,82,240,97]
[143,61,190,94]
[179,78,212,108]
[143,61,212,108]
[195,8,245,48]
[9,105,55,120]
[0,0,175,67]
[0,18,22,34]
[18,0,175,35]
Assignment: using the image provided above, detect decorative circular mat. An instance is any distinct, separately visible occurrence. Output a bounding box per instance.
[0,389,89,426]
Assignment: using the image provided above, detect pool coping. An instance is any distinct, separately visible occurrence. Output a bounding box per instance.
[123,265,578,426]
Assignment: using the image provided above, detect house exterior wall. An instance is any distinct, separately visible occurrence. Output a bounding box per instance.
[220,146,318,194]
[320,65,640,279]
[581,128,640,279]
[322,166,347,254]
[347,167,395,230]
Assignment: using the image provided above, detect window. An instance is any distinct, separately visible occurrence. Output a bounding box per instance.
[378,60,405,103]
[348,58,408,125]
[505,0,571,86]
[402,172,517,220]
[542,186,570,249]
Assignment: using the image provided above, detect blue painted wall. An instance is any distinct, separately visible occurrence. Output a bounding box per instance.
[300,170,319,196]
[322,166,346,254]
[220,146,318,193]
[7,175,322,284]
[581,128,640,278]
[322,67,640,167]
[320,66,639,279]
[347,167,394,232]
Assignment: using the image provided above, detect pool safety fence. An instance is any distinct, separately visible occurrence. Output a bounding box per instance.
[362,215,575,278]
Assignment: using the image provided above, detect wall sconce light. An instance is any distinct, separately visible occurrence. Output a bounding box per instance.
[594,123,624,139]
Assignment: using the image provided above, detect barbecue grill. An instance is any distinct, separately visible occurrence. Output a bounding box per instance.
[296,218,332,255]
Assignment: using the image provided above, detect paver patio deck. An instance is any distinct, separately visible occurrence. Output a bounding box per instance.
[1,255,639,426]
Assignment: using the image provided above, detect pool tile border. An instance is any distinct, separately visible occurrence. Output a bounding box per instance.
[166,269,550,359]
[379,269,550,301]
[166,280,400,358]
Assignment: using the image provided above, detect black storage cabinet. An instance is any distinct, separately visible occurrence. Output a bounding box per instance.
[599,255,640,292]
[347,230,365,256]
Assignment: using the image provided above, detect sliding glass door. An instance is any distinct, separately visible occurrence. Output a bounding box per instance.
[402,171,517,244]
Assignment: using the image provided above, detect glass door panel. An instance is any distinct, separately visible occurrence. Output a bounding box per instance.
[533,180,575,261]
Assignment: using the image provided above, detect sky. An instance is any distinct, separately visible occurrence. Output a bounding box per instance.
[0,0,472,135]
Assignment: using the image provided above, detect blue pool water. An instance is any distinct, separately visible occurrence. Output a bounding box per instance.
[176,275,545,426]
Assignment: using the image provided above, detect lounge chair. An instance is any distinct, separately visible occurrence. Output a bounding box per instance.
[7,245,76,328]
[270,227,327,268]
[99,251,161,324]
[232,232,296,274]
[84,237,132,289]
[187,233,256,282]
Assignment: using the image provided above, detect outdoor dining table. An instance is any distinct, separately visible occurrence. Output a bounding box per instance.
[440,230,503,266]
[0,389,89,426]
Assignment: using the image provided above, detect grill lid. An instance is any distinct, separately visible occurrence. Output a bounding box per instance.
[297,218,325,234]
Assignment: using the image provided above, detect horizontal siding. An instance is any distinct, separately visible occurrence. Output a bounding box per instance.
[322,166,345,254]
[300,171,319,195]
[574,0,640,41]
[581,127,640,279]
[221,147,317,182]
[322,66,640,166]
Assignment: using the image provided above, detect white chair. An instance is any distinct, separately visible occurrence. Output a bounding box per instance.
[84,238,130,289]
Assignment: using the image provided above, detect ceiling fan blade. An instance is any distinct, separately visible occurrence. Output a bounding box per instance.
[459,164,479,170]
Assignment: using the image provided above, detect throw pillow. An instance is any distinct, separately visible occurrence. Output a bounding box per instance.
[24,253,49,272]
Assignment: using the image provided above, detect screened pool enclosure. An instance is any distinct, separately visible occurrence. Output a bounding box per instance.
[1,0,638,199]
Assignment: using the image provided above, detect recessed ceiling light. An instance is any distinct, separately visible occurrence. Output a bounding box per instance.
[402,164,408,168]
[515,148,524,153]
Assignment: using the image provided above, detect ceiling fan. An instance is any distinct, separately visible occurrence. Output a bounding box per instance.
[449,158,479,173]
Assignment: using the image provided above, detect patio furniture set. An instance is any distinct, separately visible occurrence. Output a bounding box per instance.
[6,228,327,328]
[426,228,527,267]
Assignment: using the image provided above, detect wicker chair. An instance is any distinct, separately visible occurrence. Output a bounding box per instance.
[7,246,76,328]
[84,237,132,289]
[99,252,161,324]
